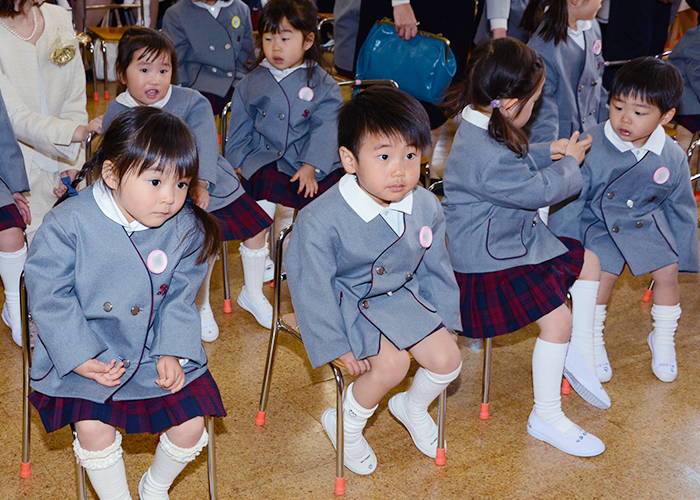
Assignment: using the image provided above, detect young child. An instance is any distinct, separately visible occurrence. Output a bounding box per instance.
[285,86,463,474]
[521,0,607,143]
[442,38,606,457]
[162,0,255,115]
[549,57,699,384]
[25,108,226,500]
[103,27,274,341]
[225,0,343,329]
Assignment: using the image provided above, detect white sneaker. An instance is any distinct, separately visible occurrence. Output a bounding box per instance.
[263,256,274,283]
[2,303,23,347]
[388,392,441,458]
[236,286,273,329]
[564,344,611,409]
[322,408,377,475]
[595,349,613,383]
[527,410,605,457]
[647,331,677,382]
[199,304,219,342]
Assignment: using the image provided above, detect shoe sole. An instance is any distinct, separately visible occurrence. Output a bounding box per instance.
[563,368,611,409]
[388,393,439,458]
[321,409,377,475]
[527,420,605,457]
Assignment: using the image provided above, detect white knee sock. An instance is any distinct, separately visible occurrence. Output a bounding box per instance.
[593,304,610,379]
[73,430,131,500]
[651,303,682,359]
[533,338,576,434]
[343,383,378,461]
[139,429,209,500]
[239,242,269,301]
[195,257,216,311]
[0,244,27,345]
[569,280,600,372]
[402,363,462,438]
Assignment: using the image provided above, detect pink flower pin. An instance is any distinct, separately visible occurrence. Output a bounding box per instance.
[147,250,168,274]
[298,86,314,101]
[593,39,602,56]
[653,167,670,185]
[419,226,433,248]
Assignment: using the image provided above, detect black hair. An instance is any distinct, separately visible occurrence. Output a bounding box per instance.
[115,27,178,94]
[251,0,332,81]
[610,57,684,114]
[443,38,545,158]
[0,0,35,18]
[521,0,569,45]
[338,85,431,158]
[61,107,220,264]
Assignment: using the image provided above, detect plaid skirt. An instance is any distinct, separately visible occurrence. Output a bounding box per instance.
[29,370,226,435]
[456,238,583,339]
[242,162,344,210]
[210,191,273,241]
[0,203,25,231]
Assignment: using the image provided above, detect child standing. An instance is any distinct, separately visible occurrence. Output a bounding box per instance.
[103,27,273,341]
[521,0,607,143]
[162,0,255,115]
[25,108,226,500]
[549,58,699,384]
[285,86,462,474]
[442,38,606,457]
[226,0,343,329]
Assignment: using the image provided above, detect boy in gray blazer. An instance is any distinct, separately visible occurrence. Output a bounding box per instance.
[549,58,699,385]
[285,87,462,475]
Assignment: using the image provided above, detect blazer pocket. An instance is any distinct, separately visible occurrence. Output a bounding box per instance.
[486,218,528,260]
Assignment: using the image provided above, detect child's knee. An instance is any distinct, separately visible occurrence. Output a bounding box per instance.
[74,420,118,451]
[166,416,205,448]
[374,350,411,387]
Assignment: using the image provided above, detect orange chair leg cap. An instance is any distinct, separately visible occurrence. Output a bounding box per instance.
[93,92,99,102]
[223,299,232,314]
[269,279,275,289]
[642,289,653,302]
[479,402,489,420]
[694,191,699,202]
[255,410,266,426]
[334,477,345,495]
[105,90,110,100]
[20,461,31,478]
[435,448,446,466]
[561,378,571,394]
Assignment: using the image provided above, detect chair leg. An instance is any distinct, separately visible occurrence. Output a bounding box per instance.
[255,318,279,426]
[206,416,218,500]
[642,279,654,302]
[75,458,88,500]
[435,389,446,465]
[101,41,109,100]
[479,338,492,420]
[89,41,99,102]
[330,364,345,495]
[20,273,31,478]
[221,243,232,313]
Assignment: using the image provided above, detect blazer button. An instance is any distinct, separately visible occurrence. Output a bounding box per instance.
[376,266,385,275]
[227,72,233,77]
[131,306,141,315]
[612,226,620,233]
[262,111,266,117]
[627,199,634,208]
[636,221,644,228]
[225,43,231,49]
[103,302,112,312]
[209,45,215,51]
[406,273,414,282]
[607,192,615,199]
[212,68,217,73]
[121,359,131,369]
[362,300,370,309]
[277,150,283,156]
[266,144,270,149]
[582,117,586,124]
[279,113,285,120]
[591,81,598,87]
[579,85,584,92]
[590,109,596,115]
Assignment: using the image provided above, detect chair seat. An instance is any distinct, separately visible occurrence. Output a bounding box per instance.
[86,27,129,42]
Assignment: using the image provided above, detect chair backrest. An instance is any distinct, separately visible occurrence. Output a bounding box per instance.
[83,0,145,32]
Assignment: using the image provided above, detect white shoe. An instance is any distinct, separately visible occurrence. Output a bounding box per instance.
[236,286,273,329]
[322,408,377,475]
[263,257,274,283]
[527,410,605,457]
[388,392,441,458]
[595,349,612,383]
[199,304,219,342]
[647,331,677,382]
[564,344,611,409]
[2,303,23,347]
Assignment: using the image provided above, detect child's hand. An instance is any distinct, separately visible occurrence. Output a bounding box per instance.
[290,163,319,198]
[550,138,569,160]
[13,192,30,224]
[74,358,125,387]
[155,355,186,394]
[338,351,371,377]
[191,180,210,210]
[564,131,593,165]
[53,170,78,198]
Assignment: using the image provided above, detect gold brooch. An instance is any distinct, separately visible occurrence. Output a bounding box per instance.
[49,29,85,65]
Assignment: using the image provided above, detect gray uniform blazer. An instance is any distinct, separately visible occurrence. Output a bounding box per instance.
[548,123,699,276]
[103,86,244,211]
[25,185,210,403]
[442,121,583,273]
[527,21,608,143]
[473,0,529,45]
[285,184,461,368]
[668,25,700,116]
[163,0,254,98]
[0,88,29,207]
[225,66,342,180]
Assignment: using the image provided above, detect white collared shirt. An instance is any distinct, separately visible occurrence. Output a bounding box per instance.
[260,59,308,82]
[567,19,593,51]
[604,120,666,161]
[462,105,490,130]
[191,0,234,19]
[115,86,173,109]
[93,180,149,235]
[338,173,413,236]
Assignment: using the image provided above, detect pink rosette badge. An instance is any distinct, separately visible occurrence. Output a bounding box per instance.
[653,167,670,185]
[147,250,168,274]
[298,86,314,101]
[593,39,602,55]
[419,226,433,248]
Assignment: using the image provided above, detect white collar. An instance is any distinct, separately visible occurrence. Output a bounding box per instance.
[462,105,490,130]
[115,86,173,109]
[338,172,413,220]
[260,58,308,82]
[604,120,666,157]
[567,20,592,50]
[192,0,234,18]
[93,180,150,234]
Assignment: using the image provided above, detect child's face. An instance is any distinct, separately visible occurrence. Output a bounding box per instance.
[262,19,314,71]
[339,133,421,207]
[609,94,675,148]
[120,48,172,106]
[568,0,603,23]
[502,77,545,129]
[103,162,190,227]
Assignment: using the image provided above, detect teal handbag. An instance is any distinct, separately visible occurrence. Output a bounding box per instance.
[355,19,457,104]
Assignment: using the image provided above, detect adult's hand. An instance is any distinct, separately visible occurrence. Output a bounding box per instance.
[394,3,418,40]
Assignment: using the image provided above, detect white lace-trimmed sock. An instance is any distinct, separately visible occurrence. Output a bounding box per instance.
[239,242,269,301]
[533,338,577,435]
[651,303,682,359]
[402,363,462,438]
[569,280,600,372]
[0,244,27,343]
[343,383,378,461]
[139,429,209,500]
[73,430,132,500]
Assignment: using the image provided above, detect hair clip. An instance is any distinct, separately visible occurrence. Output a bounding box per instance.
[490,99,501,109]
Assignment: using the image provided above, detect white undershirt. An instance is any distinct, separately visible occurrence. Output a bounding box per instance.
[115,86,173,109]
[604,120,666,161]
[191,0,234,19]
[260,59,308,82]
[93,180,149,235]
[462,104,490,130]
[567,19,593,51]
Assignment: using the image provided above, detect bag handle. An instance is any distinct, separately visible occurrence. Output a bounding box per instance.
[378,18,451,65]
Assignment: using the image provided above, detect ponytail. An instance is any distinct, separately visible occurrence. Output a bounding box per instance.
[488,106,530,158]
[520,0,569,45]
[189,203,221,264]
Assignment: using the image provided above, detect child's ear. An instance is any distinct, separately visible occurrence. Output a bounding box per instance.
[303,32,315,51]
[102,160,120,190]
[339,146,357,174]
[660,108,676,127]
[499,98,519,121]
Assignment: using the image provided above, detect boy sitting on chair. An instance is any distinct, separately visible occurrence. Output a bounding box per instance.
[285,86,463,475]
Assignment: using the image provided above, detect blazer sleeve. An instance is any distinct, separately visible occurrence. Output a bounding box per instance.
[681,44,700,109]
[528,52,560,144]
[235,8,254,84]
[224,80,256,168]
[297,76,342,174]
[0,89,29,193]
[162,9,194,88]
[664,156,700,273]
[548,159,590,241]
[184,93,222,190]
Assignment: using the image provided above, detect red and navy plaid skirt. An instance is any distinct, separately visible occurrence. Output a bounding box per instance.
[0,203,25,231]
[456,238,583,339]
[210,191,273,241]
[28,370,226,435]
[242,162,344,210]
